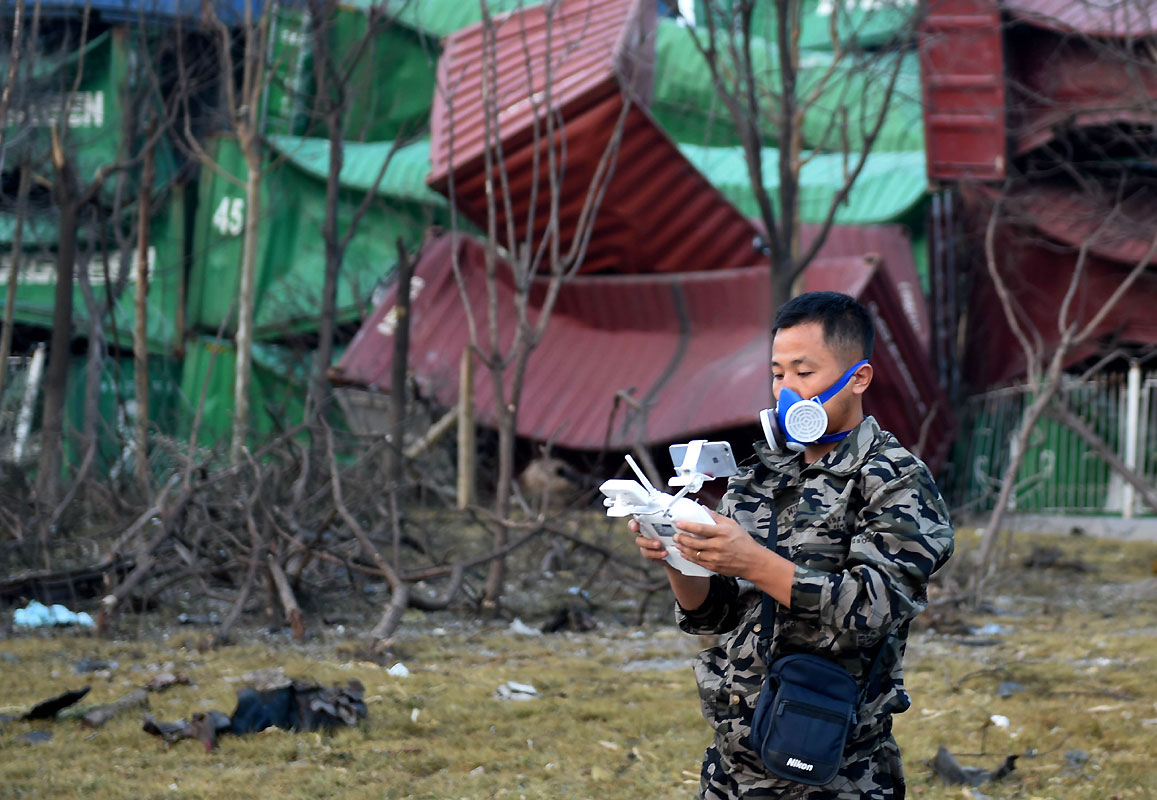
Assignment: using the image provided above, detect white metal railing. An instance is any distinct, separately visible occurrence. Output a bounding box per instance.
[1,345,46,462]
[951,367,1157,517]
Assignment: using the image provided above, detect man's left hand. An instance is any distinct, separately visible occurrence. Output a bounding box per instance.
[672,509,767,580]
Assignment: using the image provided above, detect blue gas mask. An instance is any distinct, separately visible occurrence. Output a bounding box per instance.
[759,360,869,452]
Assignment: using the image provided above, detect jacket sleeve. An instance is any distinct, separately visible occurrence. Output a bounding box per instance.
[788,461,954,637]
[674,574,743,635]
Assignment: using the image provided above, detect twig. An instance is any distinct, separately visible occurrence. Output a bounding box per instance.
[267,554,305,642]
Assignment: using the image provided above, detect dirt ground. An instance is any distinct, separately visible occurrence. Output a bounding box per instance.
[1,526,1155,800]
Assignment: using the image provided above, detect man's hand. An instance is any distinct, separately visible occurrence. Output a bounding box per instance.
[629,518,710,611]
[629,518,669,563]
[671,509,769,580]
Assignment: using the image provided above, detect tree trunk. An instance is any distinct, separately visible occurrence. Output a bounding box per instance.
[388,240,413,495]
[231,139,261,463]
[308,0,342,443]
[482,406,515,612]
[0,166,31,401]
[134,119,156,489]
[80,301,104,493]
[970,379,1059,604]
[36,138,80,511]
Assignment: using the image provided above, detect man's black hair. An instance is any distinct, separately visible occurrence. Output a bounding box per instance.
[772,291,874,360]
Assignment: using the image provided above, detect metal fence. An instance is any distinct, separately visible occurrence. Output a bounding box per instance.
[950,367,1157,517]
[1,345,46,463]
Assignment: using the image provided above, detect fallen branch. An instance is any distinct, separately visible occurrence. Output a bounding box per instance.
[100,474,180,562]
[81,689,149,729]
[97,483,195,634]
[1045,399,1157,512]
[268,554,305,641]
[327,424,408,643]
[403,406,458,460]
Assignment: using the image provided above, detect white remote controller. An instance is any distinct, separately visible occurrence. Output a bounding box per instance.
[599,454,719,577]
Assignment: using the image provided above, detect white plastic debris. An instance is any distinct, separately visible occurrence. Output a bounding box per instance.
[495,681,539,701]
[411,708,420,722]
[990,714,1010,728]
[13,600,94,628]
[507,617,542,636]
[386,662,411,678]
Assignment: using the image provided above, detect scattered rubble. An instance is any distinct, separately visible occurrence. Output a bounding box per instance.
[929,746,1018,786]
[494,681,539,701]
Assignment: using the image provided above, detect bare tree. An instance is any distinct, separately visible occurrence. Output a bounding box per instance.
[968,177,1157,602]
[172,0,278,464]
[301,0,412,467]
[674,0,914,392]
[436,0,633,612]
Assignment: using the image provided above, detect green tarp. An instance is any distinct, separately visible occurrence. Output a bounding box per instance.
[0,187,189,354]
[678,144,927,224]
[652,19,924,152]
[186,135,442,339]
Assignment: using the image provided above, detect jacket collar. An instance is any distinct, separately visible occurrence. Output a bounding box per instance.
[754,416,883,485]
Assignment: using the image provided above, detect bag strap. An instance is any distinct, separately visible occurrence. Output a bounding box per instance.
[757,534,893,707]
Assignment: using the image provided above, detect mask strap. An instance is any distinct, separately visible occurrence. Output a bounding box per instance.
[814,360,869,405]
[809,360,869,445]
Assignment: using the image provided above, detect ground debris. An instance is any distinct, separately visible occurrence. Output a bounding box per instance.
[230,677,367,734]
[13,600,94,628]
[22,686,90,720]
[541,605,597,633]
[929,745,1018,786]
[1022,545,1090,572]
[495,681,539,701]
[143,709,231,750]
[81,689,149,728]
[144,672,194,692]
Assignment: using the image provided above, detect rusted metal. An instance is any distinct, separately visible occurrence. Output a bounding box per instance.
[331,234,950,472]
[1005,21,1157,156]
[427,0,763,274]
[959,181,1157,389]
[920,0,1157,176]
[918,0,1007,181]
[1003,0,1157,37]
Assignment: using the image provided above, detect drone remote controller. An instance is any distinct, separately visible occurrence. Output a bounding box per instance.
[599,441,738,577]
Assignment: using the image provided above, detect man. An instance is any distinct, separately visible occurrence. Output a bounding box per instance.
[634,291,954,799]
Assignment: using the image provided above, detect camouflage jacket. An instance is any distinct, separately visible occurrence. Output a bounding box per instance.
[675,416,954,793]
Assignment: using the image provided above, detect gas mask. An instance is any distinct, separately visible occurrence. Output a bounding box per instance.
[759,360,869,452]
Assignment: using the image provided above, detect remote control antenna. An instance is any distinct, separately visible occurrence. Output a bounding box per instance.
[624,454,655,493]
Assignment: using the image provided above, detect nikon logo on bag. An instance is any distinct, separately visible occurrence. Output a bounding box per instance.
[786,758,815,772]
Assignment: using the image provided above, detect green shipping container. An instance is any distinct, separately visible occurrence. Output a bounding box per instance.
[691,0,917,52]
[652,19,924,152]
[678,144,927,224]
[264,1,441,142]
[0,186,189,355]
[63,353,184,475]
[186,135,442,339]
[1,27,177,197]
[178,335,310,453]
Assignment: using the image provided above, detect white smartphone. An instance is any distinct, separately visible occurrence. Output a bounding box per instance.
[668,441,738,480]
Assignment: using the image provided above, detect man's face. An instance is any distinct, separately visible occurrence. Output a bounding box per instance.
[771,321,864,433]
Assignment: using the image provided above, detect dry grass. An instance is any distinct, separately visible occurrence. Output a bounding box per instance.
[2,526,1155,800]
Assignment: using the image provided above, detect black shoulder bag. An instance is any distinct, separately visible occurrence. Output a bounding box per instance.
[747,543,893,786]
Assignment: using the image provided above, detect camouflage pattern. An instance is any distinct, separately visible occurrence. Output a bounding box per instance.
[675,416,954,799]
